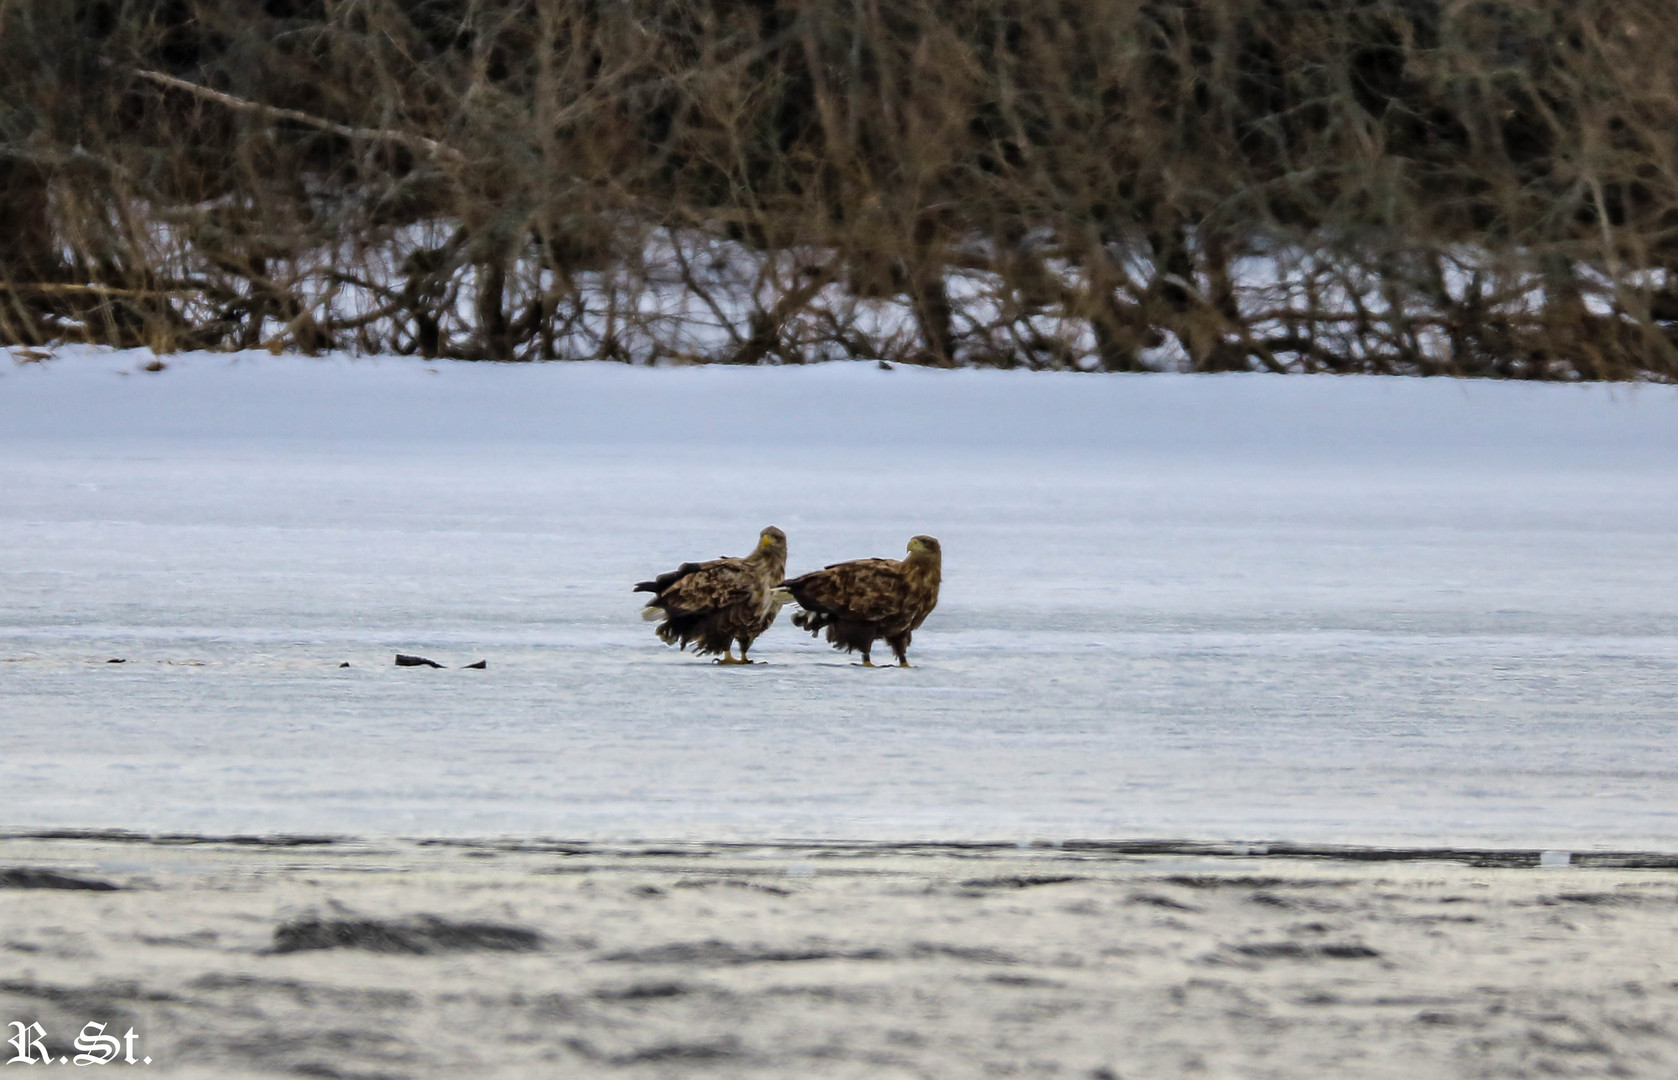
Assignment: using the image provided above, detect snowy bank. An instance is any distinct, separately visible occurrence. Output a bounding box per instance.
[3,836,1675,1079]
[5,347,1678,463]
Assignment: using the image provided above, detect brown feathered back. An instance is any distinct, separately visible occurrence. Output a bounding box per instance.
[783,535,940,665]
[636,527,788,659]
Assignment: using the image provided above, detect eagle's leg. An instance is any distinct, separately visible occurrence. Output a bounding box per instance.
[715,646,744,665]
[889,633,912,668]
[735,638,758,665]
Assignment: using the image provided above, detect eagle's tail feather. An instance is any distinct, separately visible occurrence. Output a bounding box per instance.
[641,604,665,622]
[791,607,831,636]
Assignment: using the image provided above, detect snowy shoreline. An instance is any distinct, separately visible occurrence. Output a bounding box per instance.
[4,834,1677,1079]
[7,829,1677,866]
[7,346,1678,461]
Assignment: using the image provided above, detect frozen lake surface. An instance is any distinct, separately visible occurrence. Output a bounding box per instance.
[3,351,1678,850]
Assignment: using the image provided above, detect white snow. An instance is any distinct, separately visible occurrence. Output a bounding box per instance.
[91,215,1656,371]
[3,348,1678,849]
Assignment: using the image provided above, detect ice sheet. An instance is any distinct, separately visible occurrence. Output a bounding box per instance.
[3,350,1677,848]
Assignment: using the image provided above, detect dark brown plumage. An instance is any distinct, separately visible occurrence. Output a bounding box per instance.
[782,535,942,667]
[634,527,788,664]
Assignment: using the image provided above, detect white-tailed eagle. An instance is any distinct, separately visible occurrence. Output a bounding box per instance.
[783,535,941,667]
[635,526,789,664]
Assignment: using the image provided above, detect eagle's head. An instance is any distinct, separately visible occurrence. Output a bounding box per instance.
[758,526,788,554]
[907,535,941,557]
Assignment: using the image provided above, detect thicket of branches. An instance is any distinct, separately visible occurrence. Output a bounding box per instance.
[4,0,1678,377]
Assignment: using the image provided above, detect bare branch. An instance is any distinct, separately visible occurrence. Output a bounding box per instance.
[127,67,467,165]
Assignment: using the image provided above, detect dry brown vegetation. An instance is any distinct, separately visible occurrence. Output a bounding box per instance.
[4,0,1678,377]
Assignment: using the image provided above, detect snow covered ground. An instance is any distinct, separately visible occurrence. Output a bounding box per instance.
[8,837,1677,1080]
[3,349,1678,849]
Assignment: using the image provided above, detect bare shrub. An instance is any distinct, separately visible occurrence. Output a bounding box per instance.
[2,0,1676,378]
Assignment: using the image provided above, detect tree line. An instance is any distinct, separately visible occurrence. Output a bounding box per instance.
[3,0,1677,378]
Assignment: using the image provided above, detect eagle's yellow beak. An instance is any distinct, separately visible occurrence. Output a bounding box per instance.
[760,535,774,548]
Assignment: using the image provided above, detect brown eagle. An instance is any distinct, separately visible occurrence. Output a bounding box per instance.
[635,526,789,664]
[782,535,942,667]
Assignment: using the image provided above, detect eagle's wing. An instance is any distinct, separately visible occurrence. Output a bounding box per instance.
[634,561,705,595]
[791,558,910,621]
[654,556,760,616]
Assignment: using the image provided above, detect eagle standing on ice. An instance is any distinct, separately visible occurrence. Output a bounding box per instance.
[783,535,942,667]
[635,526,789,664]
